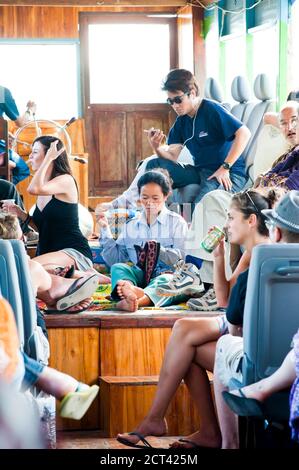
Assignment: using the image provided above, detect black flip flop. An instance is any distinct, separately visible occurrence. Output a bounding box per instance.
[117,431,153,449]
[222,389,265,417]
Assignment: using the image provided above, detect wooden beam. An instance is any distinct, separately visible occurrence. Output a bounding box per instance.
[0,0,186,6]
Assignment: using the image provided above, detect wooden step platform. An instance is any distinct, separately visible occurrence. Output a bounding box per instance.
[100,375,212,437]
[46,311,219,434]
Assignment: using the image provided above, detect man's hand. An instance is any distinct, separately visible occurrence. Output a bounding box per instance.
[145,128,166,152]
[207,167,232,191]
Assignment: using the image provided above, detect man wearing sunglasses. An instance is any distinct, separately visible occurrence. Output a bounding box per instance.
[145,69,251,203]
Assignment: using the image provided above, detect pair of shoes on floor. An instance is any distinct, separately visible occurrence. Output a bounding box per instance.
[156,260,205,297]
[46,274,99,313]
[59,383,99,420]
[187,287,219,311]
[222,388,264,417]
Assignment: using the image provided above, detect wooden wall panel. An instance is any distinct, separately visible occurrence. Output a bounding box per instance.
[87,110,127,197]
[100,327,172,376]
[126,109,173,184]
[48,327,100,430]
[0,5,178,39]
[86,104,174,197]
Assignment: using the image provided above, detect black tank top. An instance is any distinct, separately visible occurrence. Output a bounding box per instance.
[33,196,92,261]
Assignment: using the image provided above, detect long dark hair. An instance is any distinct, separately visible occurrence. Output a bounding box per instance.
[33,135,72,180]
[231,188,284,236]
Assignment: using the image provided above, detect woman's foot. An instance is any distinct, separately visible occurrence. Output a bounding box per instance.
[230,380,268,403]
[117,280,144,299]
[65,298,92,313]
[116,294,138,312]
[43,274,98,310]
[117,417,168,446]
[169,430,221,449]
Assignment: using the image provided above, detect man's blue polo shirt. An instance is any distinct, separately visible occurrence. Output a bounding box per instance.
[167,98,246,177]
[0,86,20,121]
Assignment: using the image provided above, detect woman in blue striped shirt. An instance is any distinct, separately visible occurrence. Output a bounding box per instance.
[98,170,188,312]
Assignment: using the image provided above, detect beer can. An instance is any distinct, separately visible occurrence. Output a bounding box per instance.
[200,225,225,253]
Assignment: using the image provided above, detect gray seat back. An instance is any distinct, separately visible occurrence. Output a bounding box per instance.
[9,240,44,361]
[204,77,231,111]
[0,240,24,349]
[242,244,299,385]
[230,75,254,123]
[243,73,275,181]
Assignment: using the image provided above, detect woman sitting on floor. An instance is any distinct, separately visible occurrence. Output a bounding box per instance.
[97,170,188,312]
[2,135,109,284]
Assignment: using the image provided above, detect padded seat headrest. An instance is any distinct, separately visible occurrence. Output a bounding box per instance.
[231,76,251,103]
[204,77,223,103]
[254,73,274,101]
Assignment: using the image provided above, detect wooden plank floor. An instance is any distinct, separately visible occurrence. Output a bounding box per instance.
[57,431,178,449]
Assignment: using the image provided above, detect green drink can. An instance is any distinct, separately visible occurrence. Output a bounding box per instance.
[200,225,225,253]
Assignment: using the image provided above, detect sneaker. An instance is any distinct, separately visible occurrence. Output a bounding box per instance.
[157,260,205,297]
[187,287,218,311]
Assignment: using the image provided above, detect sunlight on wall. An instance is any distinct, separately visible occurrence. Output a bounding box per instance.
[223,35,246,102]
[251,26,278,96]
[88,24,170,104]
[0,43,78,120]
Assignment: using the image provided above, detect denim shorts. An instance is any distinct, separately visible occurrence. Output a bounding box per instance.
[22,352,45,390]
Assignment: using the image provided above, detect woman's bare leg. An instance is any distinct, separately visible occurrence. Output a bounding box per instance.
[230,349,296,402]
[29,259,95,308]
[117,317,221,444]
[213,368,239,449]
[34,251,77,269]
[170,341,222,448]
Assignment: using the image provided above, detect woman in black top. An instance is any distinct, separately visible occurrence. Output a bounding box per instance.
[8,136,94,273]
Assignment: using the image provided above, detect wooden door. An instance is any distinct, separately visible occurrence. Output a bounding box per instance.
[80,11,178,197]
[86,103,174,197]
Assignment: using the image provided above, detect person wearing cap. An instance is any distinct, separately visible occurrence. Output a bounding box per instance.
[212,190,299,448]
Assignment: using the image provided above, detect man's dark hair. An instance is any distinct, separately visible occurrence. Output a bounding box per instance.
[162,69,199,96]
[279,227,299,243]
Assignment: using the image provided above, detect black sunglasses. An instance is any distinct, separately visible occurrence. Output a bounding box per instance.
[166,92,190,106]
